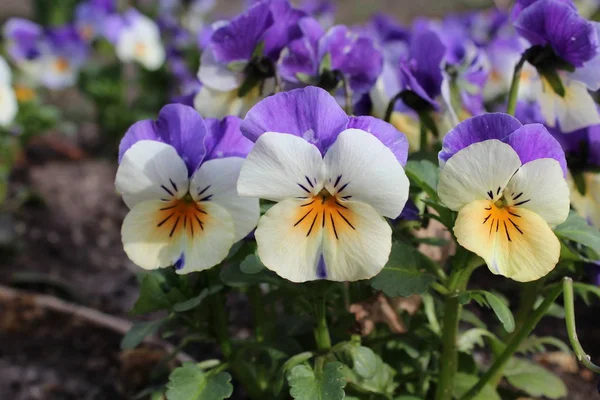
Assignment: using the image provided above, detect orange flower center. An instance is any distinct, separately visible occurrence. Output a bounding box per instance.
[293,189,355,239]
[53,57,70,73]
[156,196,208,240]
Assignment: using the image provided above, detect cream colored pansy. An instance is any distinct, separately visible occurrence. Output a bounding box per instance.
[0,56,17,126]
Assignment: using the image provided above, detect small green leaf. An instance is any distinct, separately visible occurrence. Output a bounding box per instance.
[131,272,185,315]
[319,52,332,73]
[252,41,265,58]
[240,254,265,274]
[121,319,166,350]
[571,282,600,305]
[273,352,314,395]
[220,259,283,287]
[405,160,439,199]
[470,290,515,333]
[504,358,567,399]
[555,211,600,257]
[173,285,223,312]
[457,328,501,353]
[453,373,500,400]
[351,346,378,379]
[288,362,346,400]
[166,363,233,400]
[370,242,436,297]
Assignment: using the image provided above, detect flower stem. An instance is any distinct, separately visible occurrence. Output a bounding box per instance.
[563,277,600,373]
[459,283,563,400]
[384,92,403,123]
[248,285,265,343]
[212,290,232,359]
[419,118,428,152]
[313,295,332,353]
[506,54,527,116]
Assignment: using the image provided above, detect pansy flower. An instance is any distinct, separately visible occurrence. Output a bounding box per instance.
[279,18,383,97]
[194,0,305,118]
[105,9,166,71]
[237,87,409,282]
[74,0,116,41]
[0,56,18,127]
[3,19,88,89]
[300,0,335,29]
[438,113,570,282]
[514,0,600,132]
[115,104,259,273]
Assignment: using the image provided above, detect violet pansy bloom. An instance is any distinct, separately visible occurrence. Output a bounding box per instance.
[300,0,335,29]
[115,104,259,274]
[74,0,116,41]
[438,113,570,282]
[514,0,600,132]
[194,0,305,118]
[279,19,383,96]
[237,87,409,282]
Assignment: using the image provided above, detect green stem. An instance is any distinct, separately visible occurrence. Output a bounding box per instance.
[212,291,233,359]
[459,283,563,400]
[313,296,332,353]
[248,285,265,343]
[563,277,600,373]
[419,118,428,153]
[384,92,403,123]
[506,54,527,116]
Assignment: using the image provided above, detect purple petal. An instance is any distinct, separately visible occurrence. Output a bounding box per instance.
[514,100,545,124]
[210,0,273,63]
[278,17,322,83]
[3,18,43,62]
[262,0,306,60]
[241,86,348,154]
[515,0,598,67]
[347,116,409,165]
[399,64,439,109]
[505,124,568,175]
[204,116,255,160]
[119,104,208,176]
[408,25,446,101]
[369,14,411,44]
[439,113,523,164]
[570,22,600,91]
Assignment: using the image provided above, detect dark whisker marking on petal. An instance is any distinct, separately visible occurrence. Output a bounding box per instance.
[485,207,491,210]
[301,200,315,207]
[335,200,348,209]
[513,192,524,201]
[305,176,314,188]
[321,195,327,205]
[489,219,494,235]
[496,186,501,195]
[322,212,326,227]
[514,199,531,206]
[337,211,355,230]
[183,216,187,229]
[495,219,500,233]
[508,211,521,218]
[509,218,523,234]
[169,179,178,193]
[160,198,170,202]
[298,183,311,193]
[338,182,349,193]
[160,205,177,210]
[342,195,352,199]
[170,217,180,237]
[194,215,204,230]
[487,190,494,199]
[334,175,342,188]
[197,185,211,196]
[190,218,194,237]
[195,205,207,214]
[504,221,511,242]
[157,213,175,227]
[294,209,313,226]
[483,214,491,224]
[330,213,339,239]
[295,196,308,199]
[306,213,318,237]
[199,194,213,202]
[161,185,174,197]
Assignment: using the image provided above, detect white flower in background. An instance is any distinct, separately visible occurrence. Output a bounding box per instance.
[113,9,166,71]
[0,56,18,127]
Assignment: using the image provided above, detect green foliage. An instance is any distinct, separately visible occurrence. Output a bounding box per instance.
[453,373,500,400]
[121,319,166,350]
[288,362,346,400]
[173,285,223,312]
[273,352,315,396]
[555,211,600,258]
[504,358,567,399]
[469,290,515,333]
[130,271,186,315]
[405,160,439,200]
[220,254,284,287]
[370,241,436,297]
[166,363,233,400]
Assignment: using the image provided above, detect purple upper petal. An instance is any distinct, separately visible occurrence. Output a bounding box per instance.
[3,18,44,62]
[241,86,348,154]
[515,0,598,67]
[278,17,323,82]
[204,116,254,160]
[210,1,273,63]
[262,0,306,60]
[119,104,208,176]
[347,116,409,165]
[504,124,568,174]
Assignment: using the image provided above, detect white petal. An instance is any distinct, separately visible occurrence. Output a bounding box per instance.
[322,129,409,219]
[238,132,325,202]
[255,198,324,282]
[198,47,243,92]
[0,85,17,126]
[190,157,259,241]
[138,39,165,71]
[322,200,392,281]
[177,201,236,274]
[454,200,560,282]
[438,140,522,211]
[121,199,186,270]
[504,158,570,226]
[539,78,600,132]
[115,140,189,208]
[569,172,600,228]
[194,85,245,118]
[0,56,12,85]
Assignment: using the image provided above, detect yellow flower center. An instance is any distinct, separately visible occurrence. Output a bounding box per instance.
[156,196,208,240]
[53,57,70,73]
[483,201,524,242]
[135,42,147,57]
[293,189,355,239]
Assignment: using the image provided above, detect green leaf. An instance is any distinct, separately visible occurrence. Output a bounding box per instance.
[370,242,436,297]
[131,272,185,315]
[173,285,223,312]
[121,319,166,350]
[517,335,572,355]
[351,346,378,379]
[220,259,284,287]
[405,160,439,199]
[288,362,346,400]
[240,254,265,274]
[273,352,314,395]
[319,52,332,73]
[470,290,515,333]
[555,211,600,257]
[504,358,567,399]
[166,363,233,400]
[453,373,500,400]
[571,282,600,305]
[457,328,501,353]
[460,309,487,329]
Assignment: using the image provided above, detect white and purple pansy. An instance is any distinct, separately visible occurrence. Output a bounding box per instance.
[115,104,260,274]
[438,113,570,282]
[237,87,410,282]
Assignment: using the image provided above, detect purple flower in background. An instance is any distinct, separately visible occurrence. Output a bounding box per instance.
[279,18,383,96]
[74,0,116,41]
[300,0,335,28]
[115,104,259,274]
[3,19,88,89]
